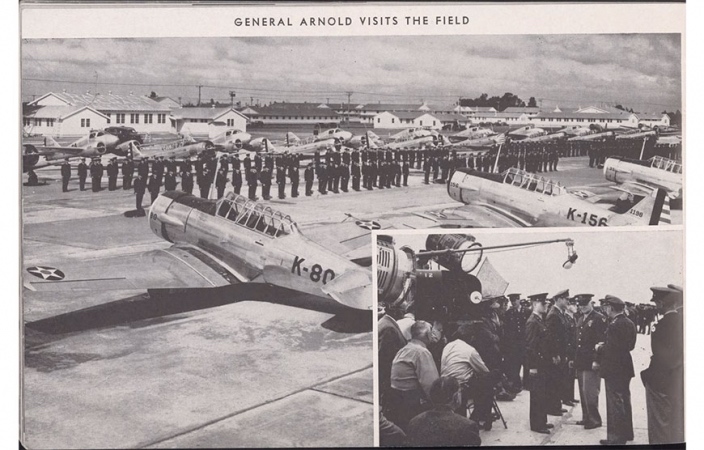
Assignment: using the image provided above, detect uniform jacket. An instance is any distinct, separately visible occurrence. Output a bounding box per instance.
[574,309,607,371]
[545,306,570,359]
[77,162,88,178]
[642,310,683,393]
[503,307,527,348]
[61,163,71,178]
[525,313,549,370]
[598,313,636,380]
[133,176,146,194]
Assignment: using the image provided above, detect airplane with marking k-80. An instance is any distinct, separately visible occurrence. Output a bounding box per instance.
[24,191,380,336]
[444,167,670,227]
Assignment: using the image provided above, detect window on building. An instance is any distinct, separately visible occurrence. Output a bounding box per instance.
[377,118,381,123]
[157,114,166,124]
[419,121,423,126]
[81,118,90,128]
[227,118,234,127]
[391,118,395,124]
[23,118,31,127]
[116,113,125,124]
[105,113,111,124]
[34,118,42,126]
[47,119,54,127]
[144,114,153,124]
[130,114,139,124]
[433,121,436,126]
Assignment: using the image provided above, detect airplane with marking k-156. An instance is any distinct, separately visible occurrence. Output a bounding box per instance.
[444,167,670,227]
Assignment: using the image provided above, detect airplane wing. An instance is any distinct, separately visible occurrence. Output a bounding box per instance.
[27,145,88,156]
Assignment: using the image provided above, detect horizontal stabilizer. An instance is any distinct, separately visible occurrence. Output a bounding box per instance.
[321,269,373,310]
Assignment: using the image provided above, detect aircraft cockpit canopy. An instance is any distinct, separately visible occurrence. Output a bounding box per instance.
[650,156,682,174]
[215,192,298,238]
[502,167,566,196]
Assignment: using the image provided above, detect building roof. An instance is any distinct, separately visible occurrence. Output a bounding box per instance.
[534,111,635,120]
[252,103,339,117]
[494,112,527,118]
[426,104,460,112]
[637,112,667,120]
[24,104,108,120]
[324,103,363,110]
[502,107,541,113]
[433,113,469,121]
[170,107,249,121]
[359,103,424,112]
[30,91,171,112]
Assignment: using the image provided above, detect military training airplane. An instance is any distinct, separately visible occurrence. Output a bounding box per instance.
[313,127,353,143]
[24,191,375,336]
[209,128,253,152]
[127,135,217,160]
[386,127,436,143]
[603,155,683,202]
[444,167,671,227]
[507,125,547,140]
[446,133,506,150]
[22,130,136,172]
[447,126,495,143]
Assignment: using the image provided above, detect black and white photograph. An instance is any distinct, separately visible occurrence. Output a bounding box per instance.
[375,228,684,446]
[17,2,686,449]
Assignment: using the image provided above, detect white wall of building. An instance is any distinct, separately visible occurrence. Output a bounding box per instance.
[106,110,173,133]
[58,112,109,136]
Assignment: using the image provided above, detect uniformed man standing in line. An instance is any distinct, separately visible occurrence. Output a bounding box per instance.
[304,163,315,196]
[276,164,286,199]
[574,294,606,430]
[423,156,431,184]
[107,157,119,191]
[289,163,299,198]
[351,161,361,191]
[641,286,684,444]
[138,157,150,179]
[503,293,527,393]
[247,167,258,201]
[331,162,341,194]
[596,295,637,446]
[60,158,71,192]
[215,168,228,199]
[563,297,579,406]
[402,160,410,186]
[545,289,571,416]
[133,174,146,212]
[318,163,327,195]
[525,293,553,434]
[153,156,165,186]
[181,169,194,195]
[164,170,178,191]
[147,173,160,205]
[199,168,211,199]
[122,157,134,190]
[77,157,88,191]
[340,162,350,192]
[232,168,243,195]
[90,158,103,192]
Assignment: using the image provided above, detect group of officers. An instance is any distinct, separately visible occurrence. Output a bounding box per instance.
[378,286,684,447]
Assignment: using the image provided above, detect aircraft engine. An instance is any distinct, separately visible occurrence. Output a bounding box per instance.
[425,234,483,273]
[233,139,243,150]
[377,236,415,307]
[23,145,40,170]
[84,142,107,157]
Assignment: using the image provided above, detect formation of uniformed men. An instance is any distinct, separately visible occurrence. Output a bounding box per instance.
[379,285,683,446]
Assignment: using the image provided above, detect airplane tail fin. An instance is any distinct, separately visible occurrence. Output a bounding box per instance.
[286,132,300,145]
[624,188,668,225]
[45,136,62,147]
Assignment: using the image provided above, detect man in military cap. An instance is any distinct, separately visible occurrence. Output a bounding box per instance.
[260,165,272,201]
[641,286,684,444]
[289,162,299,198]
[545,289,571,415]
[133,173,146,212]
[317,163,327,195]
[122,157,134,190]
[596,295,636,445]
[525,293,553,434]
[574,294,607,429]
[276,164,287,200]
[181,168,194,195]
[147,173,160,205]
[164,170,178,192]
[215,168,228,199]
[90,157,103,192]
[231,167,242,195]
[563,296,579,406]
[107,157,119,191]
[503,293,527,393]
[60,158,71,192]
[77,157,88,191]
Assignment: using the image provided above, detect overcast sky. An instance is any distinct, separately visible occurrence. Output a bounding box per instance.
[21,34,681,112]
[385,229,683,305]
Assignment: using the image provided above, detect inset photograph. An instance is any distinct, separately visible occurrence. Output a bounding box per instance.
[376,229,683,447]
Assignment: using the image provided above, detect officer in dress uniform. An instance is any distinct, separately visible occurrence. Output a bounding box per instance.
[147,173,160,204]
[215,168,228,199]
[525,293,553,434]
[107,157,119,191]
[122,157,134,190]
[133,174,146,212]
[60,159,71,192]
[138,157,150,179]
[351,162,361,191]
[318,163,327,195]
[231,167,242,195]
[574,294,607,430]
[304,163,315,196]
[563,297,579,406]
[90,158,103,192]
[503,293,527,393]
[153,156,165,186]
[289,163,299,198]
[402,160,410,187]
[276,164,287,199]
[340,162,350,192]
[545,289,571,416]
[596,295,636,445]
[181,169,194,195]
[165,156,178,176]
[164,170,178,191]
[260,165,273,200]
[246,167,258,201]
[641,286,684,444]
[77,158,88,191]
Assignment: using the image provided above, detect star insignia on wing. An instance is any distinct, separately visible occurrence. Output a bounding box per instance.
[26,266,65,281]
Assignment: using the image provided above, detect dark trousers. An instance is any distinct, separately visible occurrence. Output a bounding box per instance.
[150,192,158,204]
[291,180,298,197]
[528,371,548,430]
[645,381,685,444]
[387,388,427,433]
[352,176,360,191]
[262,183,271,199]
[62,177,69,192]
[92,176,101,192]
[424,171,430,184]
[605,376,634,443]
[562,366,576,402]
[200,184,210,199]
[79,176,86,191]
[403,174,408,186]
[136,192,144,210]
[217,186,225,198]
[233,182,241,195]
[546,363,564,413]
[503,346,524,390]
[108,176,117,191]
[577,369,602,426]
[305,180,313,196]
[461,372,497,422]
[123,175,132,190]
[318,179,326,194]
[278,182,285,199]
[248,184,257,200]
